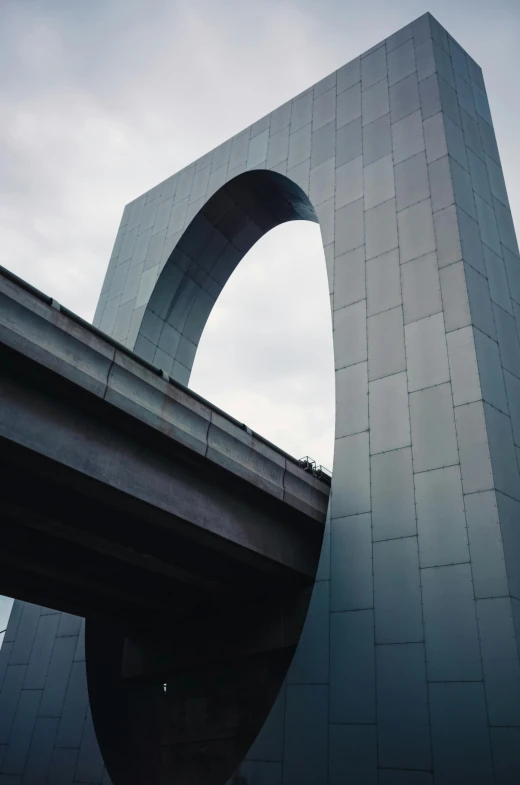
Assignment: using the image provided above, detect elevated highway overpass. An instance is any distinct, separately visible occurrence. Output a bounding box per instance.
[0,265,330,785]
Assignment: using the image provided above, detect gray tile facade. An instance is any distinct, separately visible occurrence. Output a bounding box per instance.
[2,12,520,785]
[0,610,101,783]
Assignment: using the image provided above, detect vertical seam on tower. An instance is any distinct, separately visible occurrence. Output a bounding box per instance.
[401,30,435,776]
[360,47,380,778]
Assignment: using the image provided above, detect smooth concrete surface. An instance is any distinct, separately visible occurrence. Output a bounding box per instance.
[0,267,328,617]
[2,11,520,784]
[0,268,327,524]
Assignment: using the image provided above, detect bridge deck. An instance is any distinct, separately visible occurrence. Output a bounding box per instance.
[0,266,329,626]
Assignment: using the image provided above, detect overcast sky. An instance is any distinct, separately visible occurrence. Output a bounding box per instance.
[1,0,519,635]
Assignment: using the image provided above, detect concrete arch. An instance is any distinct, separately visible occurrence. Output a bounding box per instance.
[89,22,520,779]
[3,11,520,785]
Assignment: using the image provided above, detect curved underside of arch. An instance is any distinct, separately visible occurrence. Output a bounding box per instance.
[135,169,317,383]
[86,170,324,785]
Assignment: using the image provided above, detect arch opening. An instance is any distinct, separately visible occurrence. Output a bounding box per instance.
[87,170,333,785]
[190,219,334,469]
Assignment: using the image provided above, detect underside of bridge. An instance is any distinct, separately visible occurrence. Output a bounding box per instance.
[0,266,329,785]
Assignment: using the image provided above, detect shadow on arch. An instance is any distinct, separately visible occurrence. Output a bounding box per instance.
[135,169,319,384]
[86,169,326,785]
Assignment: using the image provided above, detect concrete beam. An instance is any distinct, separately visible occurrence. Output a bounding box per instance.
[0,268,329,621]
